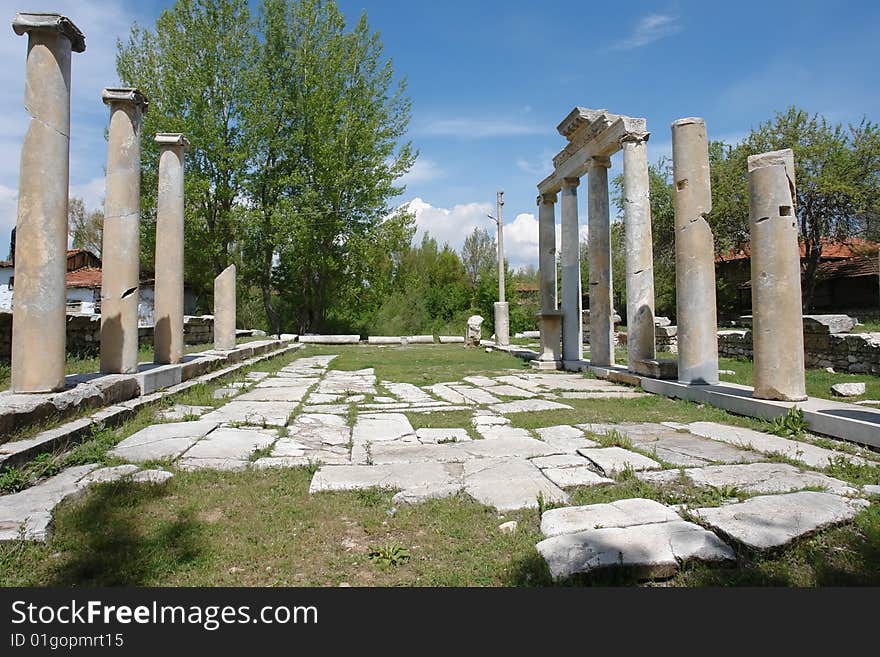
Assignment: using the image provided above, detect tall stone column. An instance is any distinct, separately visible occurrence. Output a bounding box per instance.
[587,157,614,367]
[537,192,558,312]
[214,264,236,351]
[494,191,509,347]
[621,134,656,370]
[100,88,148,374]
[748,149,806,401]
[153,133,189,365]
[10,14,85,393]
[560,177,582,364]
[671,118,718,384]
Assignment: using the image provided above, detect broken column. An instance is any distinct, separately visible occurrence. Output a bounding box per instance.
[587,157,614,367]
[560,177,582,365]
[100,88,148,374]
[10,13,86,393]
[153,133,189,365]
[213,264,236,351]
[621,133,656,370]
[671,118,718,384]
[748,149,806,401]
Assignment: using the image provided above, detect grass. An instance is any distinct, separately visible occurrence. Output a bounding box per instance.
[718,356,880,402]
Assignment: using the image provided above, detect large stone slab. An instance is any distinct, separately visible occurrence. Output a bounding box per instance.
[693,491,869,550]
[541,498,684,537]
[109,421,219,463]
[536,520,735,579]
[462,435,560,459]
[351,413,415,443]
[177,427,277,470]
[637,462,858,496]
[488,385,537,398]
[451,386,502,405]
[289,413,351,446]
[686,421,867,469]
[416,428,471,444]
[382,381,435,403]
[534,425,600,453]
[235,385,312,402]
[316,369,376,395]
[309,462,460,493]
[577,447,662,475]
[541,466,615,489]
[463,457,568,511]
[473,424,533,440]
[368,442,468,464]
[424,384,473,405]
[201,401,296,427]
[462,376,499,387]
[490,399,572,414]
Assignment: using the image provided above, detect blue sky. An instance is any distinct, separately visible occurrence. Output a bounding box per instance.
[1,0,878,267]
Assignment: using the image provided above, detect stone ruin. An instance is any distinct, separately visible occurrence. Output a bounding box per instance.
[533,107,808,402]
[7,12,238,394]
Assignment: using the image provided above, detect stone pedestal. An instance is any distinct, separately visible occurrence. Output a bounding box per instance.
[494,301,510,347]
[214,264,236,351]
[748,149,806,401]
[100,88,148,374]
[621,135,656,371]
[153,133,189,365]
[587,157,614,367]
[532,311,562,370]
[10,13,85,393]
[671,118,718,385]
[560,177,582,363]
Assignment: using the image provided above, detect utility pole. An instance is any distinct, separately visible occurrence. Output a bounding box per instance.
[488,190,509,347]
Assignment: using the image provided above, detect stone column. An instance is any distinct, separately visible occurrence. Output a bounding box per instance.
[621,134,656,370]
[671,118,718,384]
[537,192,558,312]
[748,149,806,401]
[153,133,189,365]
[100,88,148,374]
[213,264,236,351]
[560,177,582,364]
[494,191,509,347]
[10,14,85,393]
[587,157,614,367]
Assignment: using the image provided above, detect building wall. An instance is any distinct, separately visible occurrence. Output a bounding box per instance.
[0,266,12,311]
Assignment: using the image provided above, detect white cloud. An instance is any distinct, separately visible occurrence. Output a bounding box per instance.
[401,199,588,271]
[417,117,545,138]
[70,176,106,213]
[399,158,445,185]
[613,13,681,51]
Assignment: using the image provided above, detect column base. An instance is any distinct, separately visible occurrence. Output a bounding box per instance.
[530,359,561,370]
[562,359,590,372]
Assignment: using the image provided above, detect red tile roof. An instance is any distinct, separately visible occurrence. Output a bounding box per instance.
[815,255,879,281]
[717,237,879,263]
[66,267,102,289]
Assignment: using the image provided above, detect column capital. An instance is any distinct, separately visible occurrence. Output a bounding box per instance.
[12,12,86,52]
[155,133,191,151]
[620,131,650,147]
[103,87,149,113]
[561,177,580,189]
[537,192,557,206]
[589,156,612,169]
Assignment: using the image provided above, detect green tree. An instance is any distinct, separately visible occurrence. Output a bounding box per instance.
[709,107,880,311]
[461,227,495,288]
[68,197,104,258]
[116,0,255,302]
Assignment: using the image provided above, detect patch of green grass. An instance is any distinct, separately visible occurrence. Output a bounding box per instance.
[719,356,880,402]
[824,455,880,487]
[367,543,410,567]
[766,406,809,438]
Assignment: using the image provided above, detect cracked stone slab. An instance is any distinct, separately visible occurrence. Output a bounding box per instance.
[109,420,219,463]
[487,385,537,398]
[256,377,319,388]
[246,371,270,381]
[462,376,500,387]
[201,401,295,427]
[637,462,858,496]
[490,399,572,414]
[686,422,868,469]
[536,520,735,580]
[577,447,662,475]
[369,442,470,464]
[474,424,533,440]
[155,404,212,421]
[309,462,460,493]
[300,404,350,414]
[254,452,350,468]
[288,413,351,446]
[235,386,312,402]
[542,467,615,488]
[450,386,502,405]
[525,374,631,392]
[471,414,510,427]
[352,413,415,443]
[392,484,463,505]
[382,382,435,403]
[541,498,683,537]
[424,384,474,405]
[307,393,342,404]
[315,369,376,396]
[463,457,568,511]
[693,491,870,550]
[178,427,276,464]
[131,469,174,485]
[462,436,560,459]
[416,428,471,443]
[535,425,600,453]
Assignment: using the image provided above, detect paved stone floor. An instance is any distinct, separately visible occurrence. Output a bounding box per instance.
[3,352,879,581]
